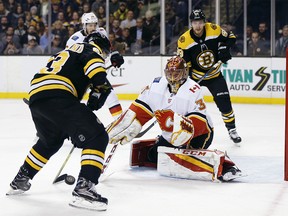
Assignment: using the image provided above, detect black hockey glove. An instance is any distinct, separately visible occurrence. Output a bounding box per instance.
[110,51,124,68]
[218,45,231,64]
[87,82,112,111]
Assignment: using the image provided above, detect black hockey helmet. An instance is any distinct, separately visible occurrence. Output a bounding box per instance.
[189,9,206,21]
[84,31,111,54]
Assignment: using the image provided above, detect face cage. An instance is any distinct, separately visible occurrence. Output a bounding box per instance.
[165,69,187,93]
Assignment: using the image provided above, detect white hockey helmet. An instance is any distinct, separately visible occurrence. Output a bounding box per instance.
[81,12,98,33]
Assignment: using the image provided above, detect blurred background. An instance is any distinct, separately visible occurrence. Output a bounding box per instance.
[0,0,287,57]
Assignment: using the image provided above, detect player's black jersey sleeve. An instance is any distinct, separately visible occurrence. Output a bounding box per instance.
[29,43,107,104]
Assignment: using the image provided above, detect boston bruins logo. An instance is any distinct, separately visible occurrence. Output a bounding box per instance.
[197,50,215,69]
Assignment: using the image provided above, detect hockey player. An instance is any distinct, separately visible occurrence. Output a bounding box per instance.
[107,56,244,182]
[177,9,242,144]
[67,12,124,119]
[6,32,113,211]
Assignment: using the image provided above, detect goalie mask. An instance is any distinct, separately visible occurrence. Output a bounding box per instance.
[84,31,111,59]
[81,12,98,35]
[164,56,188,93]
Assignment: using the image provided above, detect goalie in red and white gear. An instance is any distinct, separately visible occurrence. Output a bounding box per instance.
[108,56,244,182]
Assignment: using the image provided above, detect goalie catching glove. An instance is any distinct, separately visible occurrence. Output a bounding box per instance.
[107,109,142,144]
[171,113,194,147]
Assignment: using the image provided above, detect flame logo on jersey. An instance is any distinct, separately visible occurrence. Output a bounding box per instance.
[197,50,215,70]
[155,110,174,132]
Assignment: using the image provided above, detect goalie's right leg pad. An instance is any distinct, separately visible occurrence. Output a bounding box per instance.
[130,139,157,168]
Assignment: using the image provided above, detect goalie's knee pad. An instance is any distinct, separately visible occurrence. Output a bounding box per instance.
[130,139,157,168]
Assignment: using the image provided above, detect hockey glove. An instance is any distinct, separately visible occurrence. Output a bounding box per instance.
[87,82,112,111]
[171,113,194,147]
[110,51,124,68]
[218,45,231,64]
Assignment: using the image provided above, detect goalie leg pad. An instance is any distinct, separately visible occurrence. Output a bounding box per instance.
[157,147,245,182]
[130,139,157,168]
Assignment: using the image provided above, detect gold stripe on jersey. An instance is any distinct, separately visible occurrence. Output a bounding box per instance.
[222,110,235,123]
[192,61,222,81]
[25,148,48,171]
[81,149,105,170]
[205,23,221,40]
[84,58,106,79]
[29,74,78,97]
[177,30,196,50]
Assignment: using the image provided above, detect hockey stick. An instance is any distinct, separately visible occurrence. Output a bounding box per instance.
[53,146,75,184]
[135,119,157,138]
[197,60,223,84]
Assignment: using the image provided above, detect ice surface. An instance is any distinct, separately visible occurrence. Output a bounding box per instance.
[0,99,287,216]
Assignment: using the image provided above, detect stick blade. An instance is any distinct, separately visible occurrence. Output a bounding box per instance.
[53,174,67,184]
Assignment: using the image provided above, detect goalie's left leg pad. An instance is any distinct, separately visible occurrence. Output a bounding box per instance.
[130,139,157,168]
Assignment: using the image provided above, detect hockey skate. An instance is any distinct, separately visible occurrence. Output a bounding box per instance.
[229,128,242,144]
[219,167,246,182]
[69,177,108,211]
[6,166,31,195]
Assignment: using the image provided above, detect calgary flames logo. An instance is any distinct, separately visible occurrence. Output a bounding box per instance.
[154,110,174,132]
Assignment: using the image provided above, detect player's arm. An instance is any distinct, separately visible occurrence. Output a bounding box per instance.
[176,33,193,69]
[107,85,154,144]
[218,28,236,63]
[185,83,212,137]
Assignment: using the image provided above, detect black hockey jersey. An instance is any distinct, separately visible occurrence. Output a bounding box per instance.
[177,23,236,81]
[29,43,107,104]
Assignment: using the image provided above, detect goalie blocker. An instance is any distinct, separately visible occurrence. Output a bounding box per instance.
[130,139,245,182]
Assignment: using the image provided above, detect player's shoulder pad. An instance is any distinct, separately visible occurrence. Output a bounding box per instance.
[177,30,195,49]
[71,35,79,41]
[205,22,221,37]
[153,77,161,83]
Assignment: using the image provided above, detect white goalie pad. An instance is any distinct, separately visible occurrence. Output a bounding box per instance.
[157,147,228,182]
[107,109,142,144]
[171,113,194,147]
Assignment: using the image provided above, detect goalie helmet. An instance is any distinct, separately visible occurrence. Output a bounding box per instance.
[189,9,206,21]
[164,56,188,93]
[81,12,98,34]
[84,31,111,58]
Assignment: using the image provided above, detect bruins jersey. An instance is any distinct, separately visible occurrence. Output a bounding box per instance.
[177,23,236,81]
[29,43,107,104]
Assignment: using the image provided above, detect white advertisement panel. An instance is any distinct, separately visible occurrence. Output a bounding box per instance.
[221,58,285,99]
[0,56,286,104]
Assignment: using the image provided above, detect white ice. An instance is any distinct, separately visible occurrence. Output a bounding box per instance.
[0,99,287,216]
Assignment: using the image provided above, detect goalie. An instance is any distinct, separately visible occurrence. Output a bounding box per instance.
[108,56,244,182]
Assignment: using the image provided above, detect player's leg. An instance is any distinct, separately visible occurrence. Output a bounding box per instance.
[7,100,67,195]
[48,98,109,210]
[204,75,241,143]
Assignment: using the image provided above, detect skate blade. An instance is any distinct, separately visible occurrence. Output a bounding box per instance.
[69,196,107,211]
[6,187,26,196]
[222,172,247,182]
